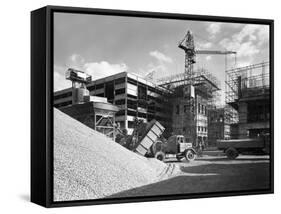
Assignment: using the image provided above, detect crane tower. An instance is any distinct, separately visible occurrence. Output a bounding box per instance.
[178,30,196,83]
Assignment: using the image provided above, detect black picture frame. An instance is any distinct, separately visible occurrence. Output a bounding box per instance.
[31,5,274,208]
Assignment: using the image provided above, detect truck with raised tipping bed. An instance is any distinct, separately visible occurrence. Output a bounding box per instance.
[125,119,197,162]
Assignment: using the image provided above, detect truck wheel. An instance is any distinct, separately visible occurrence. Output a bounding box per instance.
[185,150,196,162]
[155,151,165,161]
[225,147,239,159]
[152,141,163,155]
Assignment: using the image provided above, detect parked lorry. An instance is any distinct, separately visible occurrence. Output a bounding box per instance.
[217,134,270,159]
[130,119,196,162]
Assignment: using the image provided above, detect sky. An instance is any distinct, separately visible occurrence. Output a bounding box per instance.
[53,12,270,103]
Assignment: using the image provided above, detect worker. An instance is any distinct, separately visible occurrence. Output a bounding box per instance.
[197,140,203,157]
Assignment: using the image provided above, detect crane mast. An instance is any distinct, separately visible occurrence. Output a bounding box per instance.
[178,30,237,82]
[178,30,196,84]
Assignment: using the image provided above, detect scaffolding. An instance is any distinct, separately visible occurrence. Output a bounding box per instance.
[225,61,270,124]
[156,68,220,145]
[208,104,238,124]
[226,62,269,104]
[158,68,220,88]
[157,68,221,107]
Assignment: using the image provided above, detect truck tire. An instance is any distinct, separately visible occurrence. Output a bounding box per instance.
[155,151,165,161]
[152,141,163,155]
[185,150,196,162]
[225,147,239,159]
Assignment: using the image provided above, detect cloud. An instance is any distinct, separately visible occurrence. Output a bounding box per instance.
[197,42,212,49]
[256,26,270,46]
[237,41,260,57]
[54,54,128,91]
[219,24,269,59]
[84,61,128,80]
[53,65,71,91]
[69,54,85,67]
[232,24,269,45]
[236,60,253,68]
[148,63,166,72]
[149,50,173,63]
[67,54,128,80]
[220,38,260,57]
[147,50,175,80]
[207,23,222,39]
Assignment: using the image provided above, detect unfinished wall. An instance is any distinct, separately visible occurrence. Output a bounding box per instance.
[208,107,231,146]
[238,102,248,124]
[226,62,270,139]
[171,92,208,145]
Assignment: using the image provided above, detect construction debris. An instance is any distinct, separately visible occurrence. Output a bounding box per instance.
[54,108,180,201]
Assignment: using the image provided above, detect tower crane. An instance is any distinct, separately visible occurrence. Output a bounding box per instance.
[178,30,237,83]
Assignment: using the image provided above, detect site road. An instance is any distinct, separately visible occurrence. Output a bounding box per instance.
[108,152,270,198]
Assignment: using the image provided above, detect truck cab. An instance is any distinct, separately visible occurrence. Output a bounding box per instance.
[163,135,196,161]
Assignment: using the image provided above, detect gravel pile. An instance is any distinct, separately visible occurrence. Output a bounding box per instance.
[54,108,177,201]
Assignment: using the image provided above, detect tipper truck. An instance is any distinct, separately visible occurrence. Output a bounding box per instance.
[129,119,197,162]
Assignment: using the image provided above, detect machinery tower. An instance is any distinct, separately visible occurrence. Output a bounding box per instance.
[66,68,92,104]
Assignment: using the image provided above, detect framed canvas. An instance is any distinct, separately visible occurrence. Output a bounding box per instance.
[31,5,274,208]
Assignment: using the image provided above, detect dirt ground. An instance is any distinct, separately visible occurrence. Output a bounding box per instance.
[108,153,271,198]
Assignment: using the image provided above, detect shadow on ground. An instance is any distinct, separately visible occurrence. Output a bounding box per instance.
[107,162,270,198]
[195,158,269,162]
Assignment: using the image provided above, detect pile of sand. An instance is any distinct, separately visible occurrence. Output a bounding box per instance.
[54,108,177,201]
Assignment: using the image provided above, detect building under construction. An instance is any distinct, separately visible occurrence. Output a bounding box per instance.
[157,67,221,146]
[54,68,220,145]
[225,61,270,139]
[207,105,238,146]
[54,29,237,146]
[54,71,172,136]
[153,30,233,146]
